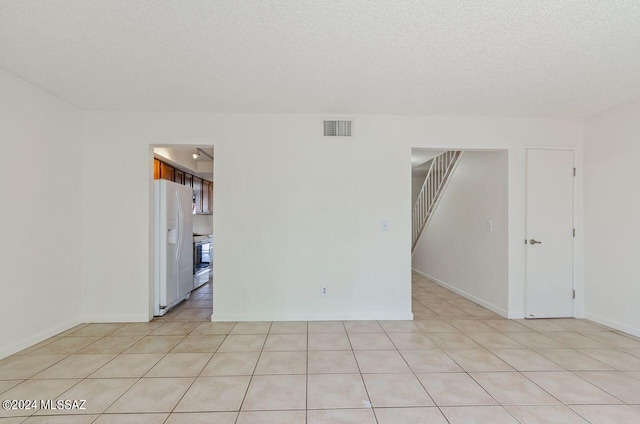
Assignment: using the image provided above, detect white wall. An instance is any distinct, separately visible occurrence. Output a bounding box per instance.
[412,175,426,205]
[193,214,213,235]
[81,113,583,322]
[412,151,509,316]
[584,97,640,337]
[0,70,83,358]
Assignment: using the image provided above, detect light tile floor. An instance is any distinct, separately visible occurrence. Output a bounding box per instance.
[1,273,640,423]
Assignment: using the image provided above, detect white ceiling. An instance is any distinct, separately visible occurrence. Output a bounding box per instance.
[2,1,640,117]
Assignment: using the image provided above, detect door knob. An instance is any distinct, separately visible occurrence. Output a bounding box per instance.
[529,239,542,245]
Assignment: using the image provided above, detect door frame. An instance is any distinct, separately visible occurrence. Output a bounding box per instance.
[522,146,581,319]
[411,147,511,318]
[148,143,215,321]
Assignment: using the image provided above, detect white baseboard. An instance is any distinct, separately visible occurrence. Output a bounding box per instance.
[508,311,525,319]
[585,313,640,338]
[0,319,82,360]
[212,311,414,322]
[82,314,150,323]
[412,268,508,318]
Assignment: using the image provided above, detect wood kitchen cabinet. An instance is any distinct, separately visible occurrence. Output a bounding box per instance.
[153,159,161,179]
[202,181,211,214]
[160,162,174,181]
[174,169,185,185]
[153,157,212,214]
[193,176,203,213]
[210,182,214,213]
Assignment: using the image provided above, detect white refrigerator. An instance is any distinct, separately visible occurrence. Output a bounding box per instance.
[154,179,194,316]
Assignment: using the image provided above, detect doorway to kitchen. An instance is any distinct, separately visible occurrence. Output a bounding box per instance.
[150,145,214,323]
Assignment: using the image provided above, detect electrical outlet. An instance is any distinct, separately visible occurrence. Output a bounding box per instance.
[321,286,328,296]
[486,220,493,232]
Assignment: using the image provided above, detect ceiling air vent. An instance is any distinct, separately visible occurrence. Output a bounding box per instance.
[323,120,352,137]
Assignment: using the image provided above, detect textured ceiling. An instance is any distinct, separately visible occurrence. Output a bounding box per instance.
[1,1,640,117]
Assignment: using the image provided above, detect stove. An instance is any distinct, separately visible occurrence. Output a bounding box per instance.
[193,234,213,289]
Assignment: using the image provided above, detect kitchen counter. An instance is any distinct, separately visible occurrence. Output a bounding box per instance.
[193,234,213,243]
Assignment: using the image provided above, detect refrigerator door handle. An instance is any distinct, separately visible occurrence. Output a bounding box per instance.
[176,190,182,261]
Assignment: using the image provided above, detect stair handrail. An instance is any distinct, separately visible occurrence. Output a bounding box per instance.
[412,151,462,251]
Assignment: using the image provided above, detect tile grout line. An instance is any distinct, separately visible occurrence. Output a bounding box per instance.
[233,321,272,424]
[85,317,214,421]
[19,323,160,421]
[345,321,379,424]
[4,276,640,422]
[413,282,609,421]
[161,321,236,424]
[382,321,454,424]
[86,323,178,422]
[437,323,578,412]
[11,325,133,421]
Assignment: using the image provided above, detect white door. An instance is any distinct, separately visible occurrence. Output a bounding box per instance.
[525,149,574,318]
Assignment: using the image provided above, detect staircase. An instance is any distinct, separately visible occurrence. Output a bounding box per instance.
[412,151,463,252]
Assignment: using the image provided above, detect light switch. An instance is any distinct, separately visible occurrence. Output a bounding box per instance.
[381,219,390,232]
